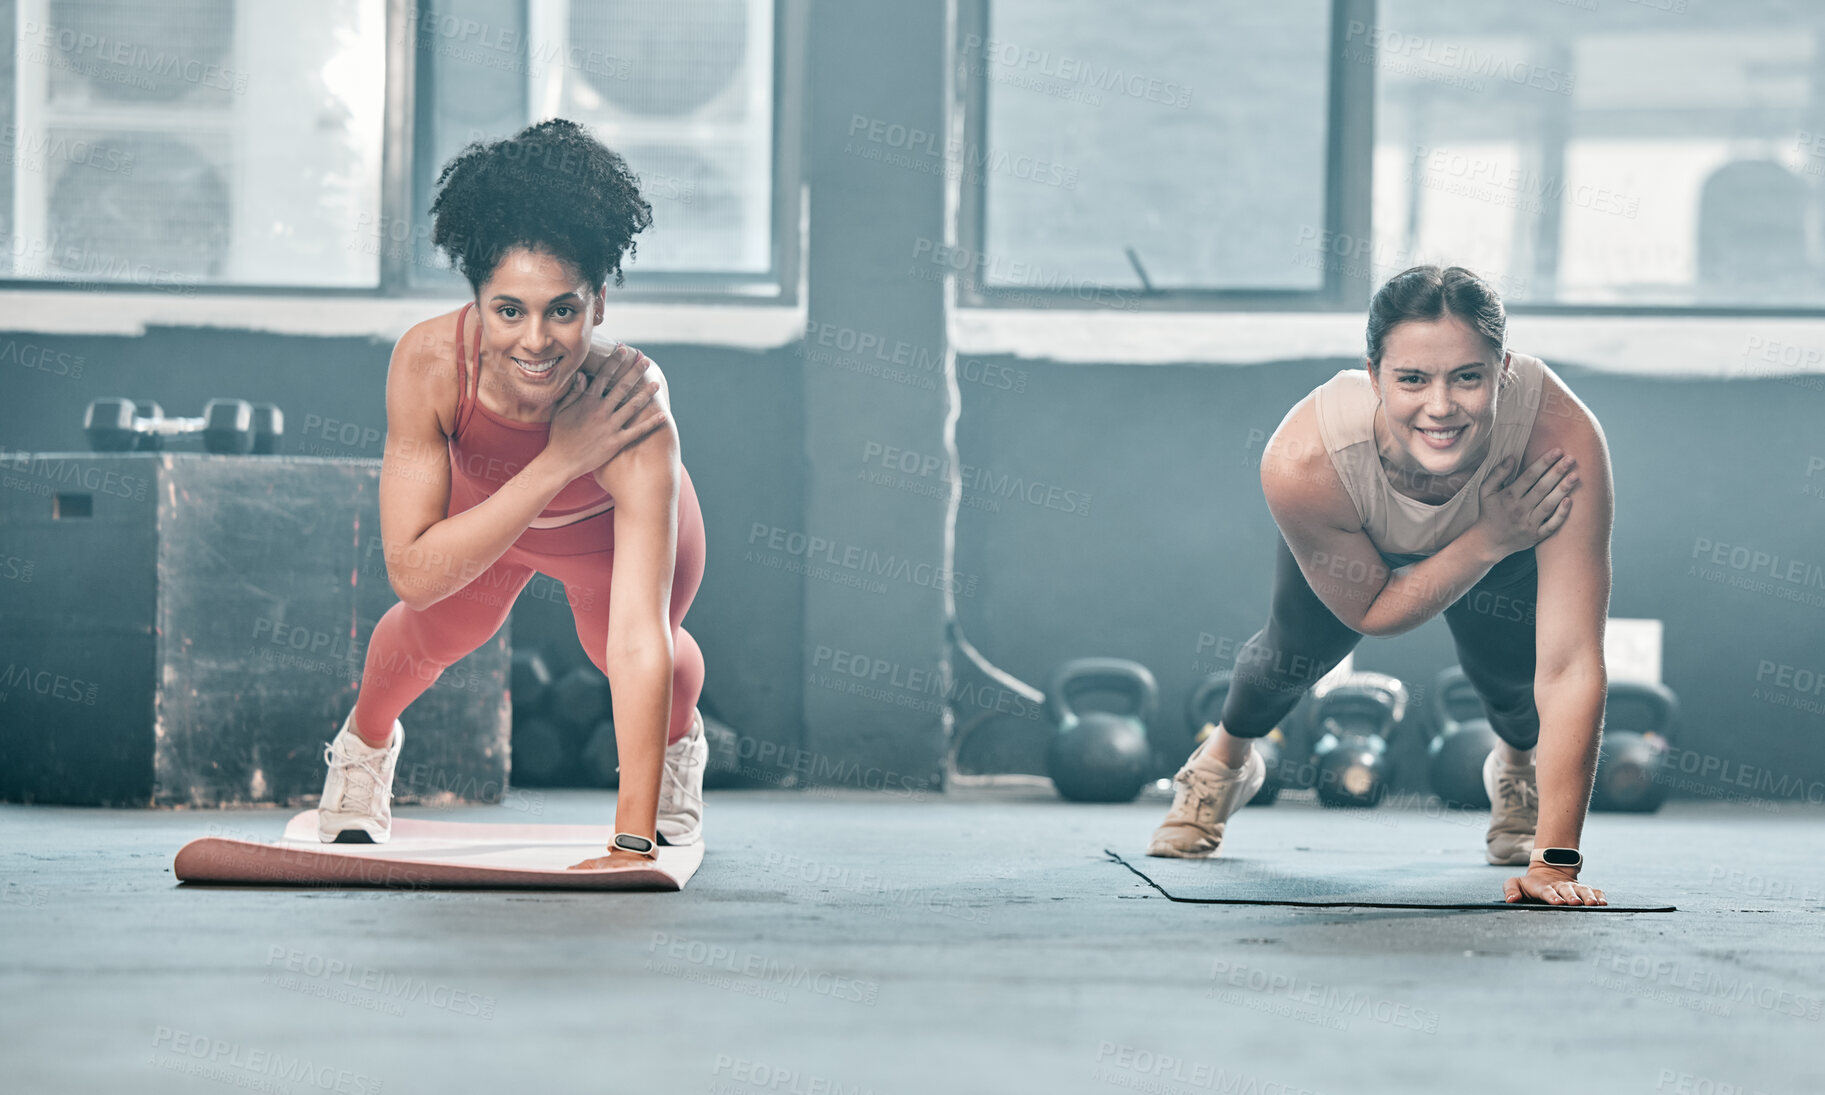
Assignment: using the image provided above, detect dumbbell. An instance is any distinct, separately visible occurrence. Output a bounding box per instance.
[1309,671,1407,808]
[83,397,285,455]
[1590,680,1679,813]
[1185,670,1286,806]
[1045,658,1157,803]
[1426,665,1499,809]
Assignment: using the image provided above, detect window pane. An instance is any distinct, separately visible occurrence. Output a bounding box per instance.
[412,0,775,286]
[978,0,1332,293]
[1372,1,1825,308]
[6,0,385,288]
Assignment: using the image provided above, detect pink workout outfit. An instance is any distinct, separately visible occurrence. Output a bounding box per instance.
[352,302,706,746]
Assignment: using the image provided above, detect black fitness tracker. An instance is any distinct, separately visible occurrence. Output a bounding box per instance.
[1531,847,1583,872]
[612,832,658,858]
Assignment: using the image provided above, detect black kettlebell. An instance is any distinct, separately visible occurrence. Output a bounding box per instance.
[1185,670,1285,806]
[1591,680,1679,813]
[1426,665,1500,809]
[1046,658,1158,803]
[1309,671,1406,808]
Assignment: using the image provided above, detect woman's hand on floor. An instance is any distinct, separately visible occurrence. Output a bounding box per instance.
[566,847,660,871]
[1504,865,1606,906]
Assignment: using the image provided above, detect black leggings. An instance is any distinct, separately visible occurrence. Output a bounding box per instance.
[1221,536,1541,750]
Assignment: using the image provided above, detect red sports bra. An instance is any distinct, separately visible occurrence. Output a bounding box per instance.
[444,302,616,523]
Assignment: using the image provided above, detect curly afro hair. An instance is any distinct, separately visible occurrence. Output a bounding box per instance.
[429,118,653,295]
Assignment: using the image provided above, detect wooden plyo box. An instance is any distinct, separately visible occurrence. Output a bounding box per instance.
[0,453,509,807]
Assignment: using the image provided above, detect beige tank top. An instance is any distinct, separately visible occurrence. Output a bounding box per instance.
[1314,352,1545,556]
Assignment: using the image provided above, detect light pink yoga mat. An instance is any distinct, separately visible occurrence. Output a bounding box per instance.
[173,811,704,891]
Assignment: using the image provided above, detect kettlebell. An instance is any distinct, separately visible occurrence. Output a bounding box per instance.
[1591,680,1679,813]
[1046,658,1158,803]
[1185,670,1285,806]
[1309,671,1407,808]
[1426,665,1500,809]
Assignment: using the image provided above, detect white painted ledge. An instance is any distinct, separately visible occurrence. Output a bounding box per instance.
[0,289,807,350]
[950,309,1825,379]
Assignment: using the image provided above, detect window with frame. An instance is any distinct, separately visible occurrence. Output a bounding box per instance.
[0,0,791,297]
[960,0,1352,309]
[1371,0,1825,310]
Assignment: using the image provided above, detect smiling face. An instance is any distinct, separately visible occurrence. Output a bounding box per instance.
[1368,314,1509,483]
[474,246,608,419]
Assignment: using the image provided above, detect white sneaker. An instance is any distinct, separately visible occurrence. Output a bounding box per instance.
[656,708,707,846]
[1146,746,1267,859]
[1483,750,1538,866]
[317,712,404,844]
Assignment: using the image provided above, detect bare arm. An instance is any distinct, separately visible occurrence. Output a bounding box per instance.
[1263,396,1580,638]
[377,322,663,612]
[596,396,682,844]
[1262,399,1504,638]
[377,325,571,611]
[1526,370,1615,855]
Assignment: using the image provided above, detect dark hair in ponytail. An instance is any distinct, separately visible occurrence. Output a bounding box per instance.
[1365,265,1506,370]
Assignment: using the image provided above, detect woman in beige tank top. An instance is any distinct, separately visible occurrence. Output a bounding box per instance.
[1148,266,1615,908]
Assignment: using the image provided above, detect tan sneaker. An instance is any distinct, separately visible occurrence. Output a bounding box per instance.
[317,712,404,844]
[656,708,707,846]
[1482,750,1538,865]
[1146,746,1267,859]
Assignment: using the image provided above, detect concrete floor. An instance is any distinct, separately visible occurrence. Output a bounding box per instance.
[3,788,1822,1095]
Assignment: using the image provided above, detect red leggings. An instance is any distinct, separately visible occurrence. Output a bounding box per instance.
[353,467,706,746]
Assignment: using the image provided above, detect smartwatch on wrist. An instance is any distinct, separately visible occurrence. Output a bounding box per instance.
[1530,847,1582,873]
[612,832,658,859]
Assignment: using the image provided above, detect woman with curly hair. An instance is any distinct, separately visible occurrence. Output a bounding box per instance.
[315,119,707,870]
